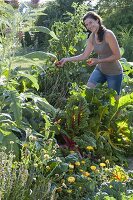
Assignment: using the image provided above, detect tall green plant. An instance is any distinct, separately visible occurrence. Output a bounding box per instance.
[0,2,58,153]
[38,3,90,107]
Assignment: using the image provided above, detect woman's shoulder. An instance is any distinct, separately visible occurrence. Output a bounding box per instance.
[105,29,116,41]
[105,29,116,37]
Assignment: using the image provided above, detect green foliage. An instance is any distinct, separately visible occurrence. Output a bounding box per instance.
[49,3,87,59]
[96,0,133,61]
[65,94,90,136]
[118,27,133,61]
[35,0,89,48]
[30,26,59,40]
[0,1,59,153]
[0,137,61,200]
[0,2,133,200]
[37,3,90,107]
[56,84,133,161]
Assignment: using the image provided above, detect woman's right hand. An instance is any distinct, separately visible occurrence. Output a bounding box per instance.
[55,58,68,67]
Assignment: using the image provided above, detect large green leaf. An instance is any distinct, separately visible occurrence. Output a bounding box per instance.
[30,26,59,40]
[0,113,12,121]
[12,57,43,67]
[9,91,22,127]
[18,72,39,91]
[12,51,57,67]
[22,93,57,118]
[118,92,133,108]
[33,95,57,118]
[23,51,57,60]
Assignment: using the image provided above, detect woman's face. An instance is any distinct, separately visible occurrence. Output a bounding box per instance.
[84,17,99,33]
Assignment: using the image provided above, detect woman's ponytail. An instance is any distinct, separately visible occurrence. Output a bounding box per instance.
[97,25,106,42]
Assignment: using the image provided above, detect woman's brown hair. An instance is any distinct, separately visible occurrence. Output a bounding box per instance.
[83,11,106,42]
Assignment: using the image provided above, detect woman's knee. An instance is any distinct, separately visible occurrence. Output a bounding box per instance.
[87,82,96,88]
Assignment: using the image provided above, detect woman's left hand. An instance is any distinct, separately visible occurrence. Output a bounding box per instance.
[87,58,100,66]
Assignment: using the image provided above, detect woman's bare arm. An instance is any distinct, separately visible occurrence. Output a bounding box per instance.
[58,34,94,66]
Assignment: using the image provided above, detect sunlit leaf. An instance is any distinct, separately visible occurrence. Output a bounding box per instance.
[29,26,59,40]
[18,73,39,90]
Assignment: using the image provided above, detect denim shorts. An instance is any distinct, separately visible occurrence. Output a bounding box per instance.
[88,68,123,95]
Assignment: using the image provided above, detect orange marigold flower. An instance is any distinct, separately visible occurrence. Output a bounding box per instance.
[82,171,90,177]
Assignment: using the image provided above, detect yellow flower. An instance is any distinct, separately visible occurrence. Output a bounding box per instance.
[80,169,83,172]
[22,143,28,148]
[67,176,76,183]
[46,166,50,170]
[69,164,74,169]
[81,160,86,164]
[105,159,109,164]
[34,163,38,168]
[86,146,94,151]
[82,171,90,177]
[75,161,80,166]
[67,189,72,193]
[90,165,97,171]
[70,151,75,154]
[69,169,74,173]
[44,154,50,160]
[100,163,106,167]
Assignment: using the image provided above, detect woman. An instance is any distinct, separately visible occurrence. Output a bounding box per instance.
[56,11,123,100]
